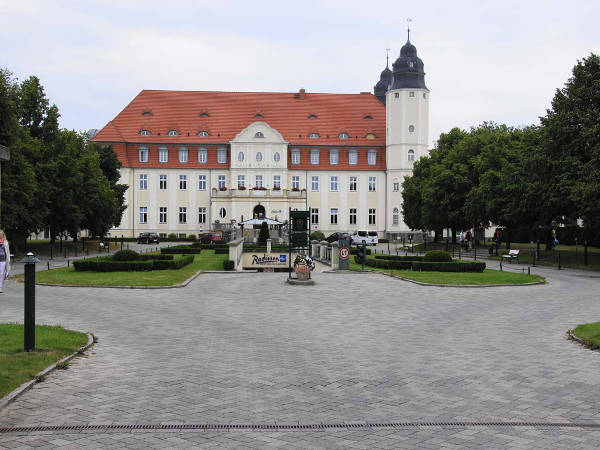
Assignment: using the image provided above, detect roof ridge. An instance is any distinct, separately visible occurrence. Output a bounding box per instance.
[140,89,374,96]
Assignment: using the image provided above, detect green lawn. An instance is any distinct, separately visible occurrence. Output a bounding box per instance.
[572,322,600,349]
[0,324,88,398]
[350,260,544,285]
[34,251,228,287]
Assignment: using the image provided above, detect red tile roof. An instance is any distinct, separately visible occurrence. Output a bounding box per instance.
[92,90,386,146]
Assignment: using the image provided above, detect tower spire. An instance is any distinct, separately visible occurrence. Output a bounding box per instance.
[386,48,390,68]
[407,18,412,41]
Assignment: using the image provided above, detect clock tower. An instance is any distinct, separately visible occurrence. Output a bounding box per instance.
[385,35,429,232]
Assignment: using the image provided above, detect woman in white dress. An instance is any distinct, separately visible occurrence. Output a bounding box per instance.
[0,230,10,293]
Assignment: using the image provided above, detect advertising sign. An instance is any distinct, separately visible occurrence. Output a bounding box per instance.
[242,252,296,269]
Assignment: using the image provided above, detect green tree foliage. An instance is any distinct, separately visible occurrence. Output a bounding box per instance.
[257,221,270,245]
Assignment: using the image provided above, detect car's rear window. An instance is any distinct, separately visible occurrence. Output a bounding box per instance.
[358,231,367,237]
[368,232,378,236]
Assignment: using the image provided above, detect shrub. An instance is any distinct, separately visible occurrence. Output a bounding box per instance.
[424,250,452,262]
[139,254,174,261]
[73,258,154,272]
[152,255,194,270]
[257,221,270,245]
[412,261,486,272]
[223,260,235,271]
[350,247,371,256]
[214,247,229,254]
[112,249,141,261]
[187,234,196,240]
[310,231,325,241]
[167,233,177,239]
[214,239,228,245]
[374,254,423,262]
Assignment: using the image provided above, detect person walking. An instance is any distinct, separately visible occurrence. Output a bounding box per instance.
[0,230,10,293]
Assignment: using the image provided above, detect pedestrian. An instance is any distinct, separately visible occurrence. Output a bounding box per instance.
[0,229,10,293]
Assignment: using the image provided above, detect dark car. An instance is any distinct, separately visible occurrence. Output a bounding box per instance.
[325,232,351,243]
[137,232,159,244]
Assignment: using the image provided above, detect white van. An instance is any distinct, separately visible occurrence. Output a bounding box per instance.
[351,230,379,246]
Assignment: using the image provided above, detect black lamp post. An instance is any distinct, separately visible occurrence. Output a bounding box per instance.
[21,252,40,352]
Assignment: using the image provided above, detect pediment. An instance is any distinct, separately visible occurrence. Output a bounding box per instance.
[230,121,287,144]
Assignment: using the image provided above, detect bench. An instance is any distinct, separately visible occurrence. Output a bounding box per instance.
[501,249,520,263]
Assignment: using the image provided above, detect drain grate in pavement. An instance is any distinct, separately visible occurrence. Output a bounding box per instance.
[1,421,600,434]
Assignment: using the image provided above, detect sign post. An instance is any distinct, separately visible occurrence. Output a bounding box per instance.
[338,237,350,270]
[289,209,310,278]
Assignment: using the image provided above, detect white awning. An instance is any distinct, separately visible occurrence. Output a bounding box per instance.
[239,218,283,226]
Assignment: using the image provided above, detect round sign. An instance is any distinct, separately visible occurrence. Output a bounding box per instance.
[339,247,350,259]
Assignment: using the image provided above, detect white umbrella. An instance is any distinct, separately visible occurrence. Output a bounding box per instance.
[239,217,283,226]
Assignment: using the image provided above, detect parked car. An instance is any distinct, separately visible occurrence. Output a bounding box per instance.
[137,232,160,244]
[198,231,223,244]
[325,232,351,243]
[350,230,379,246]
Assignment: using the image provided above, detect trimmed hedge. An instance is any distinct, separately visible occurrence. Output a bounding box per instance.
[412,261,486,272]
[191,242,228,250]
[138,254,174,261]
[350,247,372,255]
[365,257,413,270]
[161,245,202,255]
[424,250,452,262]
[112,249,141,261]
[214,247,229,254]
[73,254,193,272]
[223,260,235,271]
[374,255,424,262]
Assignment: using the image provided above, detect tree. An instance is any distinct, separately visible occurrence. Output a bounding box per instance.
[18,76,49,139]
[541,53,600,237]
[0,69,19,146]
[257,221,270,245]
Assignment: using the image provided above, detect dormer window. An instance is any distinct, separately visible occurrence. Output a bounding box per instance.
[142,110,152,116]
[254,113,264,118]
[308,114,318,119]
[365,133,376,140]
[139,130,151,136]
[254,131,265,138]
[338,132,349,139]
[197,131,210,137]
[167,129,179,136]
[308,132,320,139]
[200,111,210,117]
[363,114,373,120]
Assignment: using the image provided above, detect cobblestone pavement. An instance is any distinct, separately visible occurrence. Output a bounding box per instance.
[1,267,600,448]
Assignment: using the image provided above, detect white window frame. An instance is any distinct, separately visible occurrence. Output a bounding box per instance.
[292,176,300,190]
[392,208,399,225]
[349,176,357,192]
[178,147,188,163]
[368,149,377,165]
[198,175,206,190]
[393,181,400,192]
[140,130,151,136]
[309,132,320,139]
[198,207,207,224]
[310,208,319,225]
[159,146,168,163]
[167,129,179,136]
[291,149,301,164]
[349,208,357,225]
[179,207,187,224]
[330,176,338,192]
[198,148,208,164]
[159,207,167,224]
[139,206,147,224]
[217,148,227,164]
[311,176,319,192]
[254,131,264,138]
[139,174,147,190]
[179,175,187,190]
[408,149,415,161]
[218,175,226,189]
[330,208,338,225]
[348,149,358,165]
[198,131,209,137]
[329,149,339,165]
[159,174,167,190]
[138,146,148,163]
[310,149,320,165]
[369,176,376,192]
[368,208,376,225]
[237,175,245,189]
[255,175,263,188]
[273,175,281,189]
[219,207,227,218]
[338,132,349,139]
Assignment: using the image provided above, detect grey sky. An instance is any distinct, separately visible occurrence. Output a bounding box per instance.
[1,0,598,147]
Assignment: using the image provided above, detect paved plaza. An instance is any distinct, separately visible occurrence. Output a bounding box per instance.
[1,268,600,448]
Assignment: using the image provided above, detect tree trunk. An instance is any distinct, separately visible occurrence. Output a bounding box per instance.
[451,227,456,243]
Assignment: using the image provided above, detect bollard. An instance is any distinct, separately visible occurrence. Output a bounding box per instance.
[21,252,40,352]
[500,258,503,271]
[528,267,530,275]
[47,261,50,271]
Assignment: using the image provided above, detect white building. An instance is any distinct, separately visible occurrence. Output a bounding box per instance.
[92,38,429,239]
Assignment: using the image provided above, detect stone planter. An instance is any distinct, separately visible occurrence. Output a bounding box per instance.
[294,264,310,280]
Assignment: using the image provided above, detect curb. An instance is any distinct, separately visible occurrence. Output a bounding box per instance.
[568,330,600,351]
[0,332,95,411]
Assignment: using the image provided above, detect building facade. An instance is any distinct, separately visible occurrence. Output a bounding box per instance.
[92,39,428,238]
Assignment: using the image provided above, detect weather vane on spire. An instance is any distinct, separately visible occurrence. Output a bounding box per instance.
[385,48,390,67]
[407,18,412,41]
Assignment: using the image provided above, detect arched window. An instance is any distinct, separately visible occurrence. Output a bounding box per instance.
[408,149,415,161]
[363,114,373,120]
[367,149,377,165]
[219,207,226,218]
[309,132,320,139]
[198,147,207,163]
[254,113,264,118]
[273,152,281,162]
[338,132,349,139]
[392,208,399,225]
[197,130,210,137]
[408,125,415,133]
[238,152,244,162]
[329,149,339,165]
[200,111,210,117]
[254,131,265,138]
[392,178,400,192]
[308,114,318,119]
[365,133,376,140]
[348,149,358,165]
[256,152,263,161]
[167,129,179,136]
[139,129,151,136]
